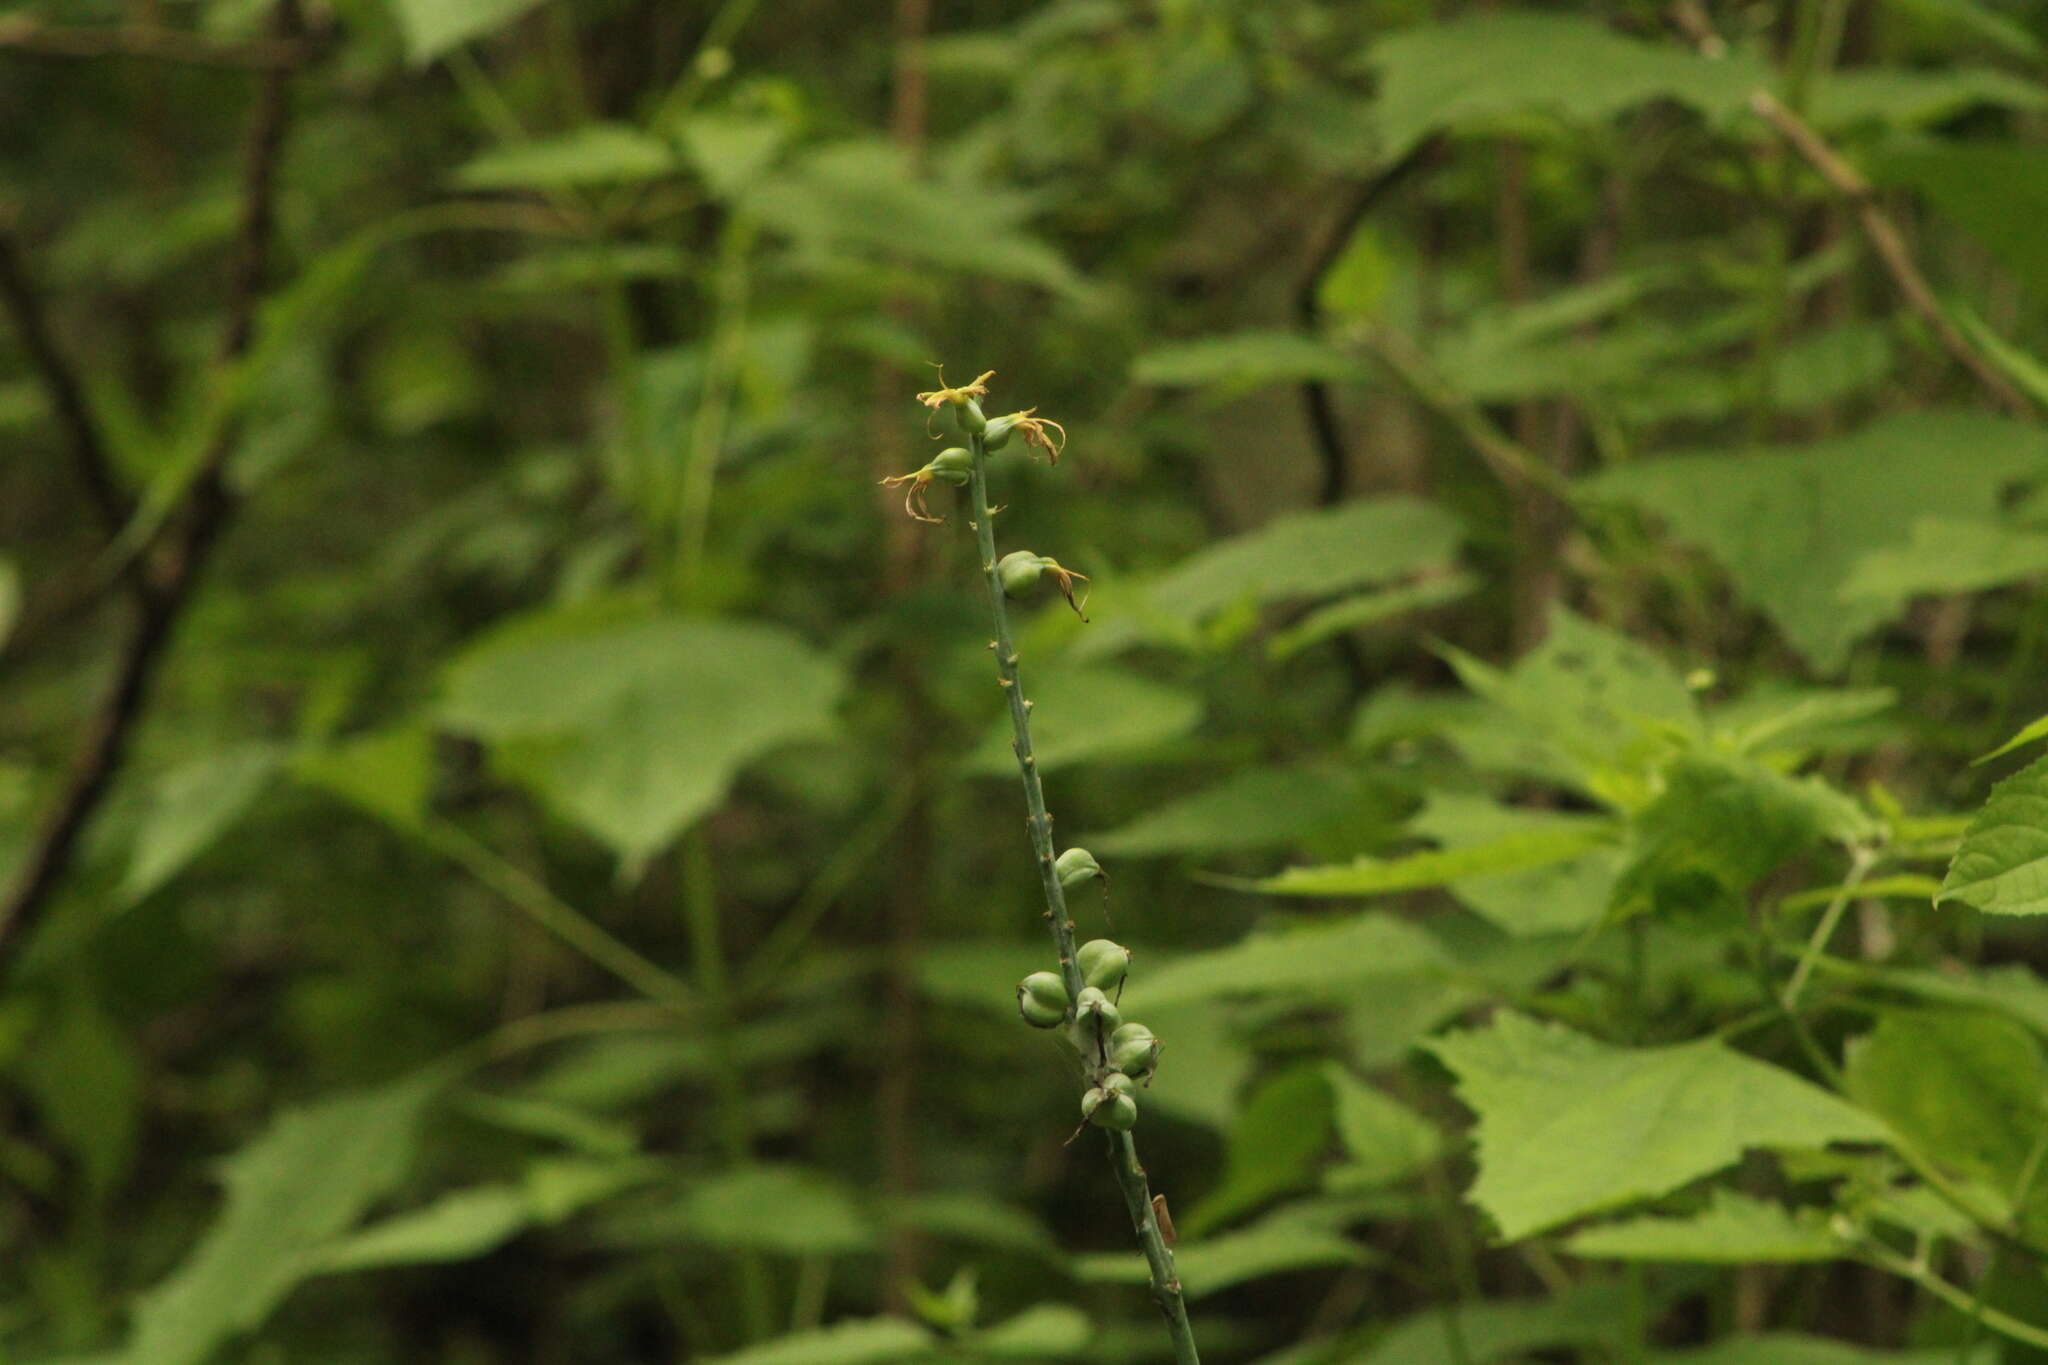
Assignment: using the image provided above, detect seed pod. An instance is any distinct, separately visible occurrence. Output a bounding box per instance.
[1055,847,1104,892]
[1077,938,1131,992]
[955,397,987,436]
[1074,985,1121,1033]
[1100,1071,1136,1100]
[982,412,1018,451]
[1108,1022,1160,1078]
[1017,971,1068,1028]
[929,447,972,486]
[998,551,1045,598]
[1084,1083,1139,1131]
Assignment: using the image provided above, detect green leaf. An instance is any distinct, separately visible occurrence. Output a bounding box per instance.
[1885,0,2041,57]
[1813,67,2047,130]
[455,125,680,190]
[1266,572,1481,661]
[0,558,17,649]
[1650,1336,1994,1365]
[384,0,543,63]
[1564,1190,1843,1263]
[1407,795,1624,936]
[1136,914,1449,1009]
[1184,1065,1334,1235]
[888,1193,1059,1260]
[1425,1012,1888,1240]
[1368,13,1763,157]
[1977,714,2048,765]
[1939,754,2048,914]
[1131,331,1366,392]
[964,1304,1091,1356]
[1144,496,1463,626]
[121,743,285,905]
[965,664,1199,775]
[1844,1008,2048,1234]
[1878,138,2048,290]
[1356,1276,1647,1363]
[18,977,140,1201]
[1074,1206,1365,1299]
[439,609,843,867]
[1085,764,1401,858]
[1839,515,2048,600]
[1710,686,1898,758]
[1325,1064,1442,1191]
[119,1068,447,1365]
[600,1163,876,1256]
[701,1317,932,1365]
[1256,825,1615,899]
[293,725,435,831]
[1578,412,2048,672]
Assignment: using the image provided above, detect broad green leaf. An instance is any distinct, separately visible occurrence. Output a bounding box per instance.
[1613,754,1878,921]
[1578,412,2048,671]
[1144,496,1462,626]
[1136,1001,1253,1130]
[121,743,285,905]
[385,0,543,62]
[292,725,435,831]
[1074,1206,1365,1299]
[120,1068,446,1365]
[678,113,790,198]
[889,1193,1059,1260]
[1885,0,2041,57]
[1408,795,1624,935]
[1325,1064,1441,1191]
[1651,1337,1993,1365]
[455,125,680,190]
[1357,1276,1645,1364]
[439,609,843,866]
[1368,13,1763,156]
[1564,1190,1842,1263]
[965,665,1199,775]
[1136,914,1448,1009]
[1813,67,2047,130]
[701,1317,931,1365]
[1978,713,2048,765]
[18,977,140,1200]
[1256,825,1615,899]
[1709,686,1897,758]
[1184,1065,1333,1235]
[1939,754,2048,914]
[314,1158,653,1271]
[966,1304,1091,1356]
[1085,764,1401,858]
[1844,1008,2048,1235]
[1132,331,1366,392]
[1839,516,2048,600]
[456,1090,639,1157]
[600,1163,875,1256]
[1877,141,2048,292]
[1266,573,1480,661]
[1425,1012,1887,1240]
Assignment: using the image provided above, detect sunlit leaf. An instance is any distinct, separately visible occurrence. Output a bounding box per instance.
[121,744,285,905]
[1136,915,1448,1009]
[456,125,680,189]
[1132,331,1366,392]
[1565,1190,1843,1263]
[1939,754,2048,914]
[1325,1063,1441,1191]
[1085,764,1402,858]
[385,0,544,62]
[965,664,1200,775]
[1257,825,1615,899]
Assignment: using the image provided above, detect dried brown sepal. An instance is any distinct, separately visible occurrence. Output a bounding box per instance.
[1040,557,1090,621]
[878,467,943,523]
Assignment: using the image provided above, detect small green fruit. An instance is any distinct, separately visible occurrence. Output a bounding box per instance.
[955,397,987,435]
[1076,938,1131,992]
[1055,847,1104,892]
[929,447,972,486]
[1101,1071,1136,1099]
[1017,971,1068,1028]
[1108,1022,1160,1077]
[1083,1083,1139,1131]
[982,412,1017,450]
[1074,985,1121,1033]
[998,551,1045,598]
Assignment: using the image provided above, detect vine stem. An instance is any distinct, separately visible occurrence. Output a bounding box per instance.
[963,429,1201,1365]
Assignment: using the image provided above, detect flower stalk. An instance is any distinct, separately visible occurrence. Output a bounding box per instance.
[939,388,1200,1364]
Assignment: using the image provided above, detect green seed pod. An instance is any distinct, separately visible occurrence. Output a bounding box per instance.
[955,397,987,436]
[998,551,1045,599]
[1101,1071,1136,1099]
[1055,847,1104,892]
[1017,971,1069,1028]
[1077,938,1131,992]
[1074,985,1122,1034]
[982,412,1017,451]
[929,447,972,487]
[1108,1022,1161,1077]
[1086,1086,1139,1131]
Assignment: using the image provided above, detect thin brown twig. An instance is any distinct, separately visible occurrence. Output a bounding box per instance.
[0,14,307,68]
[0,0,307,961]
[1666,2,2033,417]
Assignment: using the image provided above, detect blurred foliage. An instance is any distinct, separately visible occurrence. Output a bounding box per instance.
[7,0,2048,1362]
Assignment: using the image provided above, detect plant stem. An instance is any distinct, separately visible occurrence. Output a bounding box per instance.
[1782,846,1874,1010]
[963,431,1200,1364]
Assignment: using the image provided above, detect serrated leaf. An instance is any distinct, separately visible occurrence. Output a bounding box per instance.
[1257,825,1615,898]
[1578,412,2048,672]
[1425,1012,1887,1240]
[439,608,842,866]
[1368,13,1763,157]
[1408,795,1624,936]
[121,743,285,905]
[1565,1190,1843,1263]
[1136,914,1448,1009]
[1839,516,2048,600]
[1939,754,2048,913]
[119,1069,447,1365]
[965,665,1199,775]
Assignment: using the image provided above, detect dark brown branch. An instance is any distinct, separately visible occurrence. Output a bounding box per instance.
[0,232,132,538]
[0,15,307,68]
[0,0,306,960]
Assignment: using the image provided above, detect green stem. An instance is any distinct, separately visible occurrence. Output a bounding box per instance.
[1859,1242,2048,1352]
[1782,846,1874,1010]
[964,430,1200,1364]
[681,829,773,1342]
[1959,1115,2048,1362]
